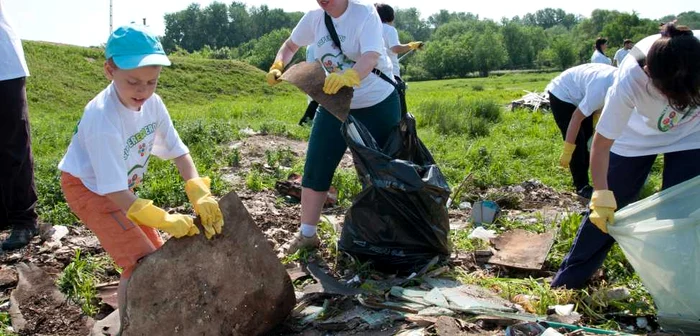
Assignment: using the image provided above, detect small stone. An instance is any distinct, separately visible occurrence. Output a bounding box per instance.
[459,202,472,210]
[0,269,18,288]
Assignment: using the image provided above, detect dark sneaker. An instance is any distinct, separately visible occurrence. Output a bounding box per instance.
[2,227,38,251]
[576,185,594,201]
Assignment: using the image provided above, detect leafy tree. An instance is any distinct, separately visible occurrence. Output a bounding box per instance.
[660,11,700,29]
[235,29,304,70]
[473,28,508,76]
[394,8,432,41]
[551,37,576,70]
[524,8,579,29]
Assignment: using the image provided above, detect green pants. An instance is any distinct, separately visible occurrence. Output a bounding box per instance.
[302,90,401,191]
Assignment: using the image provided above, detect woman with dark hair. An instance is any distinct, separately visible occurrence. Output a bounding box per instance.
[590,37,611,65]
[553,25,700,289]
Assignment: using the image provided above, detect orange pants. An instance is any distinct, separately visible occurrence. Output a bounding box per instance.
[61,172,163,279]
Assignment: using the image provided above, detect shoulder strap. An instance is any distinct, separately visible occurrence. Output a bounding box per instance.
[323,12,399,91]
[324,12,343,53]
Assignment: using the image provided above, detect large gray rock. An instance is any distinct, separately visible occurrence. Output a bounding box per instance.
[122,191,296,336]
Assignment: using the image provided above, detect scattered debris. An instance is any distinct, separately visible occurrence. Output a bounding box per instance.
[0,268,18,288]
[471,200,501,225]
[275,174,338,208]
[467,227,498,241]
[488,229,555,270]
[510,91,550,112]
[121,191,295,336]
[90,310,120,336]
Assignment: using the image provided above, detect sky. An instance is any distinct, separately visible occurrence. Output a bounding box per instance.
[2,0,696,47]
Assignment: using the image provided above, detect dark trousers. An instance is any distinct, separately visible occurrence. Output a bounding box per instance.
[0,77,38,231]
[549,92,594,191]
[552,148,700,289]
[299,100,319,126]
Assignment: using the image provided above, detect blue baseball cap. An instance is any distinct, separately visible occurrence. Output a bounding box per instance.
[105,24,171,70]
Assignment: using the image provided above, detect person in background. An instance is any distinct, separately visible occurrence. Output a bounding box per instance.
[266,0,401,255]
[591,37,611,65]
[546,63,618,201]
[374,3,423,80]
[612,39,633,67]
[552,26,700,289]
[0,0,39,250]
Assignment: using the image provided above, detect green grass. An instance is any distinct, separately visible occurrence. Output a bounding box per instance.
[57,249,113,316]
[0,312,15,336]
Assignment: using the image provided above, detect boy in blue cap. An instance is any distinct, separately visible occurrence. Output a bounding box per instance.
[58,24,223,318]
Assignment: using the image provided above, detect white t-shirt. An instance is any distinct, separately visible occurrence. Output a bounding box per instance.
[382,23,401,77]
[290,1,395,109]
[0,0,30,81]
[613,48,630,65]
[597,30,700,157]
[58,83,189,195]
[591,50,612,65]
[545,63,617,117]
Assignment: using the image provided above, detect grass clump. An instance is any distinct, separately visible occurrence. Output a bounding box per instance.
[417,98,501,138]
[57,250,112,316]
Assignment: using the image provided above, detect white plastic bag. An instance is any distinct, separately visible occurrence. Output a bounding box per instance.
[608,175,700,334]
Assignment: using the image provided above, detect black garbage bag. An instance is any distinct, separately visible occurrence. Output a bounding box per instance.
[338,113,451,274]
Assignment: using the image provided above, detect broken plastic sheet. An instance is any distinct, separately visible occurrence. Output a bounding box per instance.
[338,114,451,273]
[608,174,700,334]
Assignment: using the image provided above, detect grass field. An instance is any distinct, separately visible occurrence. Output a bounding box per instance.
[19,41,660,331]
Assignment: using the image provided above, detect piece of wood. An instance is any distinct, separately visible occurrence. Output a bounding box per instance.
[487,229,555,270]
[122,191,296,336]
[280,61,353,122]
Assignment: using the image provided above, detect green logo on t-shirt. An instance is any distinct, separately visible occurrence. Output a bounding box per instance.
[657,106,699,132]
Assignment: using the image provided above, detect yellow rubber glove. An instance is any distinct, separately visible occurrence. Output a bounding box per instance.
[266,60,284,86]
[408,41,424,50]
[323,68,361,95]
[185,177,224,240]
[559,142,576,168]
[589,190,617,233]
[127,199,199,238]
[592,112,601,128]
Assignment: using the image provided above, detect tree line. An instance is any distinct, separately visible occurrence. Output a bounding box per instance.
[161,3,700,79]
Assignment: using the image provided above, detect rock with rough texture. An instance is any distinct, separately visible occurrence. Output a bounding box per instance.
[0,268,17,288]
[122,191,296,336]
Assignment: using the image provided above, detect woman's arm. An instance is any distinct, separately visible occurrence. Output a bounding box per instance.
[564,108,586,144]
[590,133,615,190]
[352,51,380,79]
[273,38,301,67]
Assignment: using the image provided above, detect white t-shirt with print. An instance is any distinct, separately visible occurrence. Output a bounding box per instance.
[382,23,401,77]
[58,83,189,195]
[597,30,700,157]
[0,0,29,81]
[591,50,612,65]
[545,63,617,116]
[291,1,395,109]
[613,48,629,65]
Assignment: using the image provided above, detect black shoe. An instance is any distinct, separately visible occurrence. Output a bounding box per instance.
[2,227,37,251]
[576,185,594,201]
